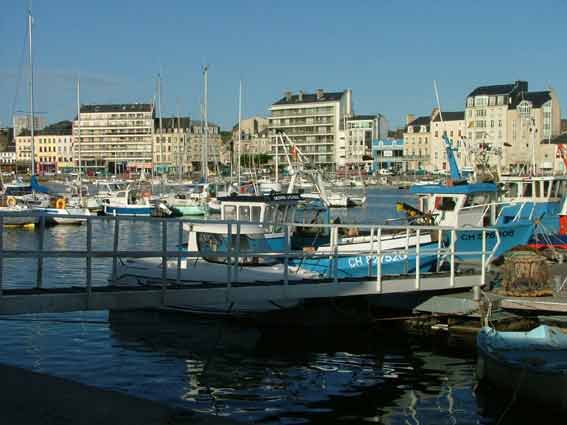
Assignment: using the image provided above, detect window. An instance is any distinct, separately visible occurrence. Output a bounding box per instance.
[224,205,236,220]
[238,206,250,221]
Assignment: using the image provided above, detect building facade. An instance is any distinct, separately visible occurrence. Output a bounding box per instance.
[403,114,431,171]
[429,111,467,173]
[15,121,74,174]
[269,89,352,170]
[154,117,223,175]
[464,81,561,173]
[232,117,271,158]
[74,104,155,175]
[339,114,389,171]
[372,139,404,173]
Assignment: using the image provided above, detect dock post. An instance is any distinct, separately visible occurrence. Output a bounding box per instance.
[161,220,167,303]
[0,216,3,296]
[376,227,382,293]
[415,229,420,290]
[176,220,182,284]
[86,217,92,300]
[37,214,45,289]
[111,216,120,282]
[227,223,232,286]
[284,224,289,290]
[450,229,456,288]
[368,227,375,277]
[234,222,241,283]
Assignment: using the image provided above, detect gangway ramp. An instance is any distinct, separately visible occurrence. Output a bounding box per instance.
[0,214,488,315]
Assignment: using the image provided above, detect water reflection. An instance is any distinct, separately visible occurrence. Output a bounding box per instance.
[108,311,481,423]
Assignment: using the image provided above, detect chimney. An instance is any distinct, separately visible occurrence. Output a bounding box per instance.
[284,91,292,102]
[406,114,415,126]
[298,90,304,101]
[315,89,324,100]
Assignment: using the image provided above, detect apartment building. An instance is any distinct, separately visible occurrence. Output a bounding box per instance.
[403,114,431,171]
[154,117,223,175]
[232,117,271,157]
[74,104,154,174]
[269,89,352,170]
[339,114,389,171]
[15,121,74,174]
[464,81,561,173]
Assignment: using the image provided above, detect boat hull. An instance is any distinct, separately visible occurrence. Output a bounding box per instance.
[173,205,207,216]
[103,205,153,216]
[477,326,567,409]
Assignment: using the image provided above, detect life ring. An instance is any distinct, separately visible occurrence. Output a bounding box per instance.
[55,198,67,209]
[6,196,16,207]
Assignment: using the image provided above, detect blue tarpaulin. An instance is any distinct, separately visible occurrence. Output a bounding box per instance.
[30,175,50,194]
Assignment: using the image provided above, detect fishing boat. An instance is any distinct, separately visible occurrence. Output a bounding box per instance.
[102,187,155,216]
[477,325,567,409]
[112,194,318,315]
[161,183,209,216]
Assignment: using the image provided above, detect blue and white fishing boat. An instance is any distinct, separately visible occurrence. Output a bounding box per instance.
[102,187,154,216]
[477,325,567,409]
[409,181,535,261]
[112,194,318,315]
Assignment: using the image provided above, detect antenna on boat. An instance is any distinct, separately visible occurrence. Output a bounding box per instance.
[237,80,242,188]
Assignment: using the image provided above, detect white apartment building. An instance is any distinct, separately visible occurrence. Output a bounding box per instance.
[74,104,154,174]
[269,89,352,170]
[0,149,16,165]
[465,81,561,173]
[339,114,389,171]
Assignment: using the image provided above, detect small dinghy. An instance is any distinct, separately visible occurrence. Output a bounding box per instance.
[477,325,567,409]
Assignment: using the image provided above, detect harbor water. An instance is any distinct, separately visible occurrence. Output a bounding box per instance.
[0,187,564,424]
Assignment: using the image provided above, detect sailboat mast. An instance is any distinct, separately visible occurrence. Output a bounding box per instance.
[237,80,242,186]
[28,9,35,176]
[158,73,163,176]
[76,77,81,188]
[202,65,209,181]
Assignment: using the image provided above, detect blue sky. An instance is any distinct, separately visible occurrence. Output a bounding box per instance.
[1,0,566,130]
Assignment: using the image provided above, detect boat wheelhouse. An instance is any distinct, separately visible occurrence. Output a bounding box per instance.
[499,175,567,233]
[102,188,153,216]
[409,181,535,260]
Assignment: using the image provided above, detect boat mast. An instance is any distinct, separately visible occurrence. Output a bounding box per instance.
[28,8,35,177]
[76,77,82,196]
[201,65,209,182]
[158,73,163,176]
[275,134,279,184]
[237,80,242,187]
[176,98,181,180]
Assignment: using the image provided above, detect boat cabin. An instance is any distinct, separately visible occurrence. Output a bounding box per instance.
[218,193,302,230]
[103,188,150,207]
[500,175,567,203]
[184,222,281,266]
[410,182,499,227]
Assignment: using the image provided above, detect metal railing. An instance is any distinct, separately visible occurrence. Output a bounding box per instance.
[0,213,497,305]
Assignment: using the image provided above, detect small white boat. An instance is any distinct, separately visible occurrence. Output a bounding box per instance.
[477,325,567,409]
